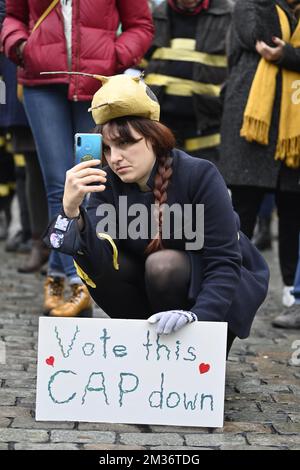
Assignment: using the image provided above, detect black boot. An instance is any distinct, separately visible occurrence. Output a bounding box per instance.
[253,216,272,251]
[18,238,50,273]
[0,211,8,240]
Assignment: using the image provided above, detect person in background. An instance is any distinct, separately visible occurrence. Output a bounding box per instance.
[273,233,300,328]
[219,0,300,309]
[0,131,15,242]
[143,0,233,163]
[1,0,154,317]
[0,0,49,270]
[44,74,269,356]
[252,193,276,251]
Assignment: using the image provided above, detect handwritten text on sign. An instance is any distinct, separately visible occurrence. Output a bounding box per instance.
[36,318,227,427]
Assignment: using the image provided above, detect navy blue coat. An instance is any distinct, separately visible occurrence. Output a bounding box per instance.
[45,149,269,338]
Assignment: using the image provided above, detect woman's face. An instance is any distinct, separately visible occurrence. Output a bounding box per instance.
[102,124,156,191]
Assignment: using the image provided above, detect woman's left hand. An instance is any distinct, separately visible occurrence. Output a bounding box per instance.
[148,310,197,335]
[256,37,285,61]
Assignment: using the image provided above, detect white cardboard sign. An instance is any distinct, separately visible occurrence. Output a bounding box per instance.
[36,317,227,428]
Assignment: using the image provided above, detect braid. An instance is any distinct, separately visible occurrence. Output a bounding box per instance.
[145,154,173,255]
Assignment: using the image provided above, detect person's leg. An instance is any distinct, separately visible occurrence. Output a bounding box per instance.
[18,150,50,274]
[23,85,93,315]
[272,232,300,329]
[23,85,74,279]
[24,151,48,238]
[14,163,31,245]
[62,98,95,281]
[258,193,276,218]
[84,251,151,319]
[84,250,190,317]
[0,136,15,242]
[145,249,191,312]
[230,186,265,239]
[275,190,300,309]
[23,86,94,280]
[293,234,300,304]
[253,193,276,251]
[145,249,235,356]
[47,97,96,316]
[226,329,236,358]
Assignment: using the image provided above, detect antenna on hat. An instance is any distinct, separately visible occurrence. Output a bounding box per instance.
[40,71,109,83]
[40,70,145,82]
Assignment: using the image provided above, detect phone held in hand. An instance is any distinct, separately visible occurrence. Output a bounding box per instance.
[74,133,102,165]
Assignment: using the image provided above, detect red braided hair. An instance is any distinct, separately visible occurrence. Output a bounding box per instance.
[145,154,173,254]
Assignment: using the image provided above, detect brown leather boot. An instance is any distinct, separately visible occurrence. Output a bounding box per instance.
[50,284,93,317]
[43,276,65,314]
[18,239,50,273]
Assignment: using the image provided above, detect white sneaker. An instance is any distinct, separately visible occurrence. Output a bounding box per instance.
[282,285,295,307]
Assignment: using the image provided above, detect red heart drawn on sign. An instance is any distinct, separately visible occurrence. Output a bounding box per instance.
[199,363,210,374]
[46,356,55,367]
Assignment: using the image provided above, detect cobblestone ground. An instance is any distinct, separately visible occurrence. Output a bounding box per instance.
[0,237,300,450]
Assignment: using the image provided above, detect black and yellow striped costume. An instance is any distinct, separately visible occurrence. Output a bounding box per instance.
[144,0,232,161]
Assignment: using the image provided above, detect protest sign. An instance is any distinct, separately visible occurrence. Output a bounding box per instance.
[36,318,227,427]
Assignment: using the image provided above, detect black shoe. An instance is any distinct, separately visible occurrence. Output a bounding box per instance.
[5,230,31,253]
[0,212,8,241]
[18,239,50,273]
[253,217,272,251]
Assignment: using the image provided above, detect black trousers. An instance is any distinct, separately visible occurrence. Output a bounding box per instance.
[86,250,236,357]
[230,186,300,286]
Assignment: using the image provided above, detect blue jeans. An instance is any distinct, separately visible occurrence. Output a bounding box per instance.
[258,193,275,218]
[23,85,94,279]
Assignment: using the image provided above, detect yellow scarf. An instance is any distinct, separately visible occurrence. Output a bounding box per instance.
[240,5,300,169]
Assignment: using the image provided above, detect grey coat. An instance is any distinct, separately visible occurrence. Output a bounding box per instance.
[219,0,300,192]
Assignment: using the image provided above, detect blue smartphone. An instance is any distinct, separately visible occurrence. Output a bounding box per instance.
[74,133,102,165]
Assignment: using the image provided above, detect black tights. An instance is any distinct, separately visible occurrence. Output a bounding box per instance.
[89,250,190,318]
[87,249,236,356]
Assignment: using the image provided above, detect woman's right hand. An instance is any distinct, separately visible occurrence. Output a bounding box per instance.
[15,40,27,65]
[63,159,107,218]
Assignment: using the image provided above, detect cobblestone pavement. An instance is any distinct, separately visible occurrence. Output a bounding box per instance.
[0,239,300,451]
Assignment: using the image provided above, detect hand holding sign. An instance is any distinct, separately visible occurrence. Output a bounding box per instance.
[148,310,197,334]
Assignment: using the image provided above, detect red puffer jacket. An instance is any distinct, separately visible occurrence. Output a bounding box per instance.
[1,0,154,100]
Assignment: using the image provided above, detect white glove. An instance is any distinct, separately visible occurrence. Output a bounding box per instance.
[148,310,197,335]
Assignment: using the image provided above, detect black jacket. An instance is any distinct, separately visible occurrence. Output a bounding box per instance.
[144,0,232,141]
[44,150,269,338]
